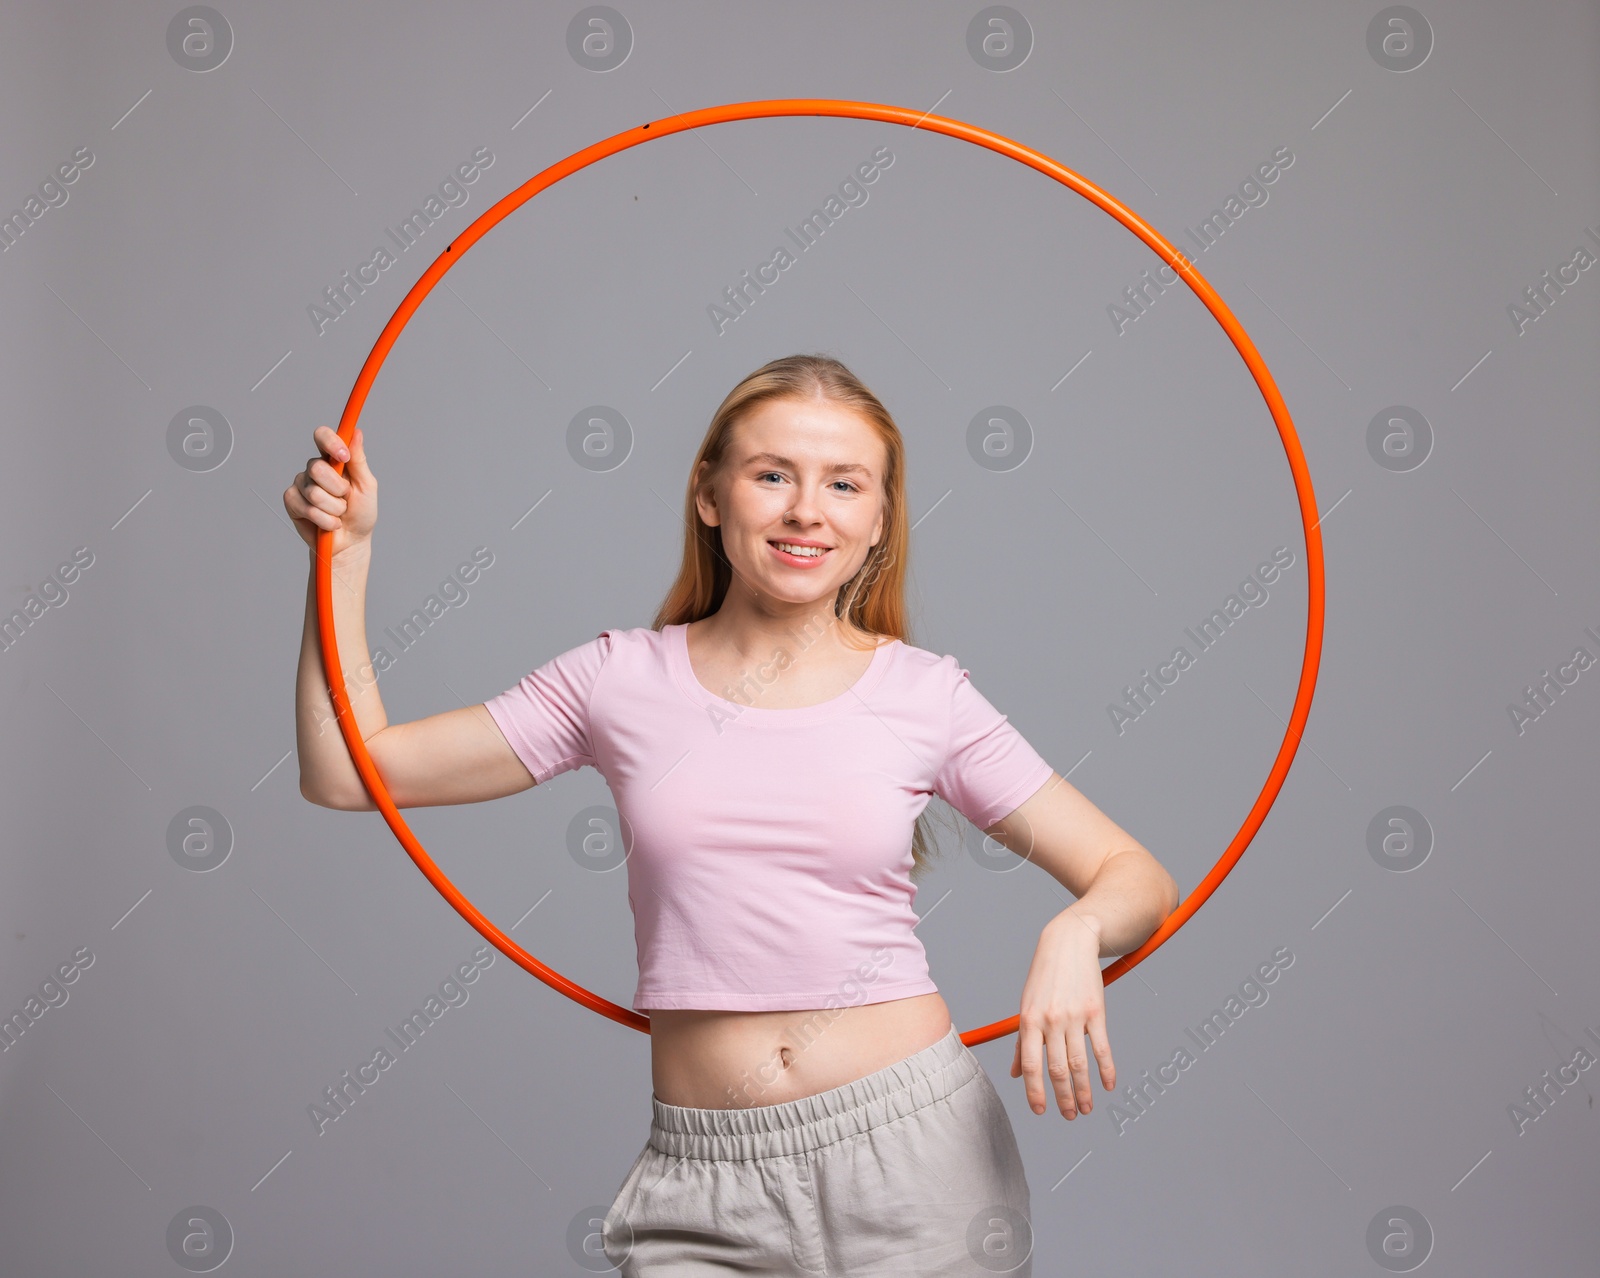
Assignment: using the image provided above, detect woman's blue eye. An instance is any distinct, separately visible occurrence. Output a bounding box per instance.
[755,471,856,492]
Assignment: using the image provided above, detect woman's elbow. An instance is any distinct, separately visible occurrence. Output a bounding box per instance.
[299,775,370,810]
[1136,849,1181,919]
[1160,866,1182,916]
[298,775,338,808]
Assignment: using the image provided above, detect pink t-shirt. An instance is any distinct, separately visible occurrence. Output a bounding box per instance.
[482,623,1054,1011]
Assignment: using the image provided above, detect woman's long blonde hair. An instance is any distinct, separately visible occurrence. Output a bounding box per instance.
[651,352,957,881]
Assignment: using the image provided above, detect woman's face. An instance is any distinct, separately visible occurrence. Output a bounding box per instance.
[696,395,888,613]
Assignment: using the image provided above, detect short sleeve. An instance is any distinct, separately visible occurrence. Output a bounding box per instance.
[481,631,613,784]
[933,657,1054,829]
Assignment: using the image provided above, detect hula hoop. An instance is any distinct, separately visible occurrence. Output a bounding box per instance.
[315,98,1325,1048]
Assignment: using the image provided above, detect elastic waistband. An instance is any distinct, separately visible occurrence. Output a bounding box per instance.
[648,1023,977,1160]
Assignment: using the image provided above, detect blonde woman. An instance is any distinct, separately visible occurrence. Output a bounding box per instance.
[287,353,1179,1274]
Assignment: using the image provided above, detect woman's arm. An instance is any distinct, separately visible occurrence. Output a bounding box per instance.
[287,425,535,811]
[293,546,534,809]
[984,772,1180,950]
[983,772,1181,1120]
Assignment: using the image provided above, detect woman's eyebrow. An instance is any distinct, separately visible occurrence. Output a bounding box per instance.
[743,451,872,477]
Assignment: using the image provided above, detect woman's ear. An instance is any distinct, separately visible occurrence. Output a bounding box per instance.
[692,461,721,527]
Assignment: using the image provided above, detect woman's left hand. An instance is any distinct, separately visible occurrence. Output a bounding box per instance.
[1010,908,1115,1118]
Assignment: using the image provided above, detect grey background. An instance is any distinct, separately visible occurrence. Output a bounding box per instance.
[2,1,1596,1273]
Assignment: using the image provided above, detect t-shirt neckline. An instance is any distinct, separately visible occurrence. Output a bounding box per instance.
[667,621,898,725]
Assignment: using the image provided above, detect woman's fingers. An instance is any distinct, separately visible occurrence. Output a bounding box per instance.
[1069,1024,1095,1116]
[299,478,346,518]
[314,424,350,463]
[284,426,368,549]
[1086,1008,1116,1096]
[1020,1012,1112,1119]
[289,478,339,523]
[1045,1026,1082,1118]
[306,455,349,496]
[1016,1015,1076,1117]
[343,427,373,486]
[1016,1022,1047,1115]
[303,461,349,509]
[284,483,336,531]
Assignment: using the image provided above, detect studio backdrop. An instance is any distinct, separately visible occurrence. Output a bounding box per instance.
[1,2,1595,1274]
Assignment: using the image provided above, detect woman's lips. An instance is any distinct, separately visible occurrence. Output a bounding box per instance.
[767,540,833,568]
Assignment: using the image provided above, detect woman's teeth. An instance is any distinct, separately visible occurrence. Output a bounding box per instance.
[773,542,826,557]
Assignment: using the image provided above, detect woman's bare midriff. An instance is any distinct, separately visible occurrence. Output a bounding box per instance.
[647,991,955,1109]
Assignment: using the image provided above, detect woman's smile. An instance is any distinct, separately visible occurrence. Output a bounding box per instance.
[767,538,834,567]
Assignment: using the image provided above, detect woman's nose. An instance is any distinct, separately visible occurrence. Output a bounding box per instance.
[785,483,825,523]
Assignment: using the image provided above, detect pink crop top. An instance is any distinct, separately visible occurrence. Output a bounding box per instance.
[482,623,1055,1011]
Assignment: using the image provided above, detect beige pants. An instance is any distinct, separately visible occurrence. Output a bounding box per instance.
[600,1023,1033,1275]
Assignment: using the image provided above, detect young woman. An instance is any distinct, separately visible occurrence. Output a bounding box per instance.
[287,354,1179,1275]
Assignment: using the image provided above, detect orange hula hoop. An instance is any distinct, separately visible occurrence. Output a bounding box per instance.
[314,98,1325,1048]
